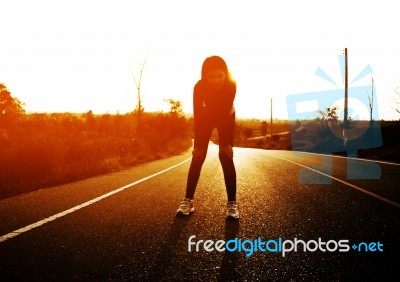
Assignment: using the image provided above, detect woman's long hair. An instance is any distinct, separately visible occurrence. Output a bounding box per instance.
[201,56,228,80]
[200,55,235,86]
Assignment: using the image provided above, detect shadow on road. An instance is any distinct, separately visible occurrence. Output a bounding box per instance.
[148,215,191,280]
[217,219,241,281]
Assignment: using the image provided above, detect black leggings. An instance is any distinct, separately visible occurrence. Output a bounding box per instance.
[185,113,237,201]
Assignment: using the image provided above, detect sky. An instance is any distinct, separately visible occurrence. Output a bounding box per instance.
[0,0,399,120]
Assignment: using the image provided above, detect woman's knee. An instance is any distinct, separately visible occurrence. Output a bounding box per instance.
[192,147,207,162]
[219,145,233,159]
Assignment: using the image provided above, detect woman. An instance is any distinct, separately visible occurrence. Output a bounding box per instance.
[176,56,239,219]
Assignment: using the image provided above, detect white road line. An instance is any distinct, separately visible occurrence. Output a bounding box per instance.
[292,150,400,166]
[0,158,192,243]
[267,153,400,209]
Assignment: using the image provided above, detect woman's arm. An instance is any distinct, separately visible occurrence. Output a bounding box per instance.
[193,81,205,142]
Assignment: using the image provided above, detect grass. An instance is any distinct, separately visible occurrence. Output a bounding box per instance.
[232,118,400,162]
[1,113,398,200]
[0,111,192,200]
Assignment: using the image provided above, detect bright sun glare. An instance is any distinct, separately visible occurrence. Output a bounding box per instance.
[0,0,399,120]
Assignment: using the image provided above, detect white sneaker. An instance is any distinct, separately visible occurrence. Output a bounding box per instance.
[176,198,194,216]
[226,201,239,219]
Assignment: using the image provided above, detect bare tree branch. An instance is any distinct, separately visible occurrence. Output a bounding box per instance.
[395,86,400,114]
[130,56,147,113]
[129,56,147,137]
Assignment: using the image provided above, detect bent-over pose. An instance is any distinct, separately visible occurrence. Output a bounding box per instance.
[176,55,238,219]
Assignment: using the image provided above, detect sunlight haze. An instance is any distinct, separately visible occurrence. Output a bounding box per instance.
[0,0,399,120]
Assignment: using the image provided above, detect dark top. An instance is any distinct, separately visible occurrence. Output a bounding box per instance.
[193,77,236,137]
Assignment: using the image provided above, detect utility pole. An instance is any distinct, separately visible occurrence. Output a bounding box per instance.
[343,48,349,144]
[270,98,273,136]
[369,75,374,129]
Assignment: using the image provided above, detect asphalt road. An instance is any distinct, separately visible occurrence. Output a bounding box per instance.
[1,144,399,281]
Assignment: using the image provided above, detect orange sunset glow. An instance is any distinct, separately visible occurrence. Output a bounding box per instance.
[1,0,399,120]
[2,2,400,280]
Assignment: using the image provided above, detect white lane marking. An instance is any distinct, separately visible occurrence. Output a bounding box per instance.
[291,150,400,166]
[0,158,192,243]
[267,153,400,209]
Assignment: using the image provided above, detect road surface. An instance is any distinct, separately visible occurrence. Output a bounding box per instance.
[1,144,399,281]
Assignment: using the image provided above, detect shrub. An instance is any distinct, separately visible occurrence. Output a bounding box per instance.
[0,111,192,199]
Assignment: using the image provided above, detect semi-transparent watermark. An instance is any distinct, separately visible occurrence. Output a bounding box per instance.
[286,54,382,184]
[188,235,383,257]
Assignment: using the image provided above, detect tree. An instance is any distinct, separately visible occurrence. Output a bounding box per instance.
[0,83,25,127]
[130,57,147,137]
[327,107,338,121]
[394,86,400,115]
[164,98,184,117]
[261,121,267,136]
[316,107,338,130]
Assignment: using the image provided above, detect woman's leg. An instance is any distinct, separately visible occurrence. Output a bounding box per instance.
[217,113,237,202]
[184,124,214,199]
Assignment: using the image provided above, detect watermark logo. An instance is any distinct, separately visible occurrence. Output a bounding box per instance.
[188,235,383,257]
[286,54,383,184]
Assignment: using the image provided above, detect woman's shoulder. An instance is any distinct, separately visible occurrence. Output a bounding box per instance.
[193,80,209,97]
[194,79,206,89]
[225,75,236,93]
